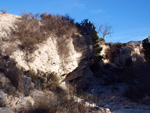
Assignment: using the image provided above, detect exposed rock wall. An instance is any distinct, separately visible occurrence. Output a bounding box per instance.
[100,44,144,67]
[0,13,93,82]
[0,13,94,112]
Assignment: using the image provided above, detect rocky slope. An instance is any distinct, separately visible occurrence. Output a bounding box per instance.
[0,13,150,113]
[0,13,93,83]
[0,13,95,112]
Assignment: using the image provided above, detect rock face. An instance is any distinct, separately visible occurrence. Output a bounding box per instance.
[0,13,93,112]
[0,13,20,38]
[100,44,144,67]
[0,13,93,82]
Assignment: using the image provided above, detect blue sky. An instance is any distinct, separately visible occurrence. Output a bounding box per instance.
[1,0,150,43]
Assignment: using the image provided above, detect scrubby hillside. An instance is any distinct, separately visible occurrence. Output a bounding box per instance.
[0,13,99,113]
[0,13,93,81]
[0,12,150,113]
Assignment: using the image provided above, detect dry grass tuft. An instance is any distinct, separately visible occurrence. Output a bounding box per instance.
[26,70,59,91]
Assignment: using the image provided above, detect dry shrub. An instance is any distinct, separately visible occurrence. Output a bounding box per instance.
[11,12,78,64]
[25,96,58,113]
[105,43,133,66]
[4,63,23,89]
[61,98,88,113]
[25,90,90,113]
[105,43,123,62]
[40,13,78,71]
[23,81,92,113]
[25,99,88,113]
[22,71,96,113]
[62,14,75,24]
[11,12,77,64]
[40,13,77,60]
[12,12,47,53]
[40,13,76,37]
[26,70,59,91]
[0,53,24,90]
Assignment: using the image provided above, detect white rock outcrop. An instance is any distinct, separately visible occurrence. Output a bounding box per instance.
[0,13,93,82]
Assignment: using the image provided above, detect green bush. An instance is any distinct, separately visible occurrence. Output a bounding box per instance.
[142,38,150,62]
[80,19,102,57]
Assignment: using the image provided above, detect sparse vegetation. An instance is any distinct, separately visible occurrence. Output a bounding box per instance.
[40,13,76,37]
[25,94,90,113]
[12,12,45,53]
[62,14,75,24]
[117,38,150,104]
[105,42,132,64]
[1,10,150,112]
[11,12,77,54]
[21,81,94,113]
[26,70,59,91]
[0,53,24,90]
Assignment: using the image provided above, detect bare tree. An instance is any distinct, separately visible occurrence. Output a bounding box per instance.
[98,24,112,39]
